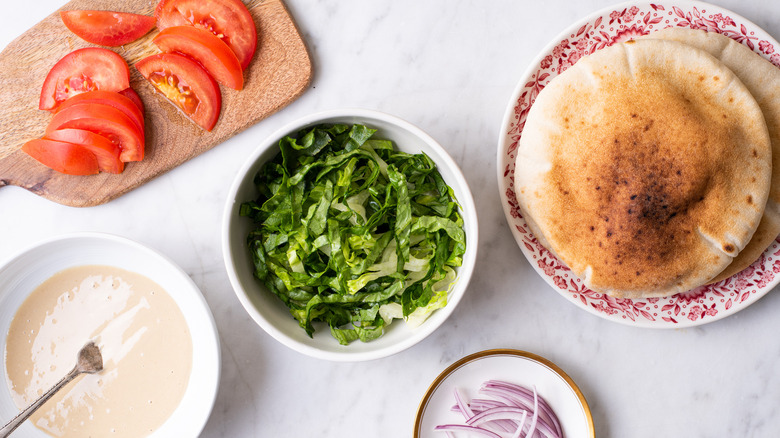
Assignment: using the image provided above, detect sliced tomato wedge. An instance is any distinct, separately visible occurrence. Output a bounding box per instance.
[153,26,243,90]
[46,103,145,162]
[45,128,124,174]
[155,0,257,70]
[56,90,144,134]
[136,53,221,131]
[22,138,99,175]
[39,48,130,111]
[119,88,144,114]
[60,10,156,47]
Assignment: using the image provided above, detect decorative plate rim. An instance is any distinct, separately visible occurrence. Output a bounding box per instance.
[497,0,780,328]
[413,348,595,438]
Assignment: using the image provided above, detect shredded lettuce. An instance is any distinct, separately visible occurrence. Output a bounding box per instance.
[240,123,466,345]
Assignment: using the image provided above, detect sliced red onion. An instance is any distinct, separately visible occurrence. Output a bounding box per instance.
[525,387,539,438]
[478,396,563,437]
[483,381,563,437]
[434,424,502,437]
[467,406,529,426]
[467,406,529,433]
[451,399,516,433]
[434,380,563,438]
[479,389,561,437]
[454,388,475,419]
[478,388,559,437]
[510,411,528,438]
[461,398,506,412]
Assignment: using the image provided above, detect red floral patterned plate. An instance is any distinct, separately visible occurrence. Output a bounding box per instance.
[497,0,780,328]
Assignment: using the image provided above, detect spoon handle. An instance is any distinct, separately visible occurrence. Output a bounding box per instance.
[0,366,80,437]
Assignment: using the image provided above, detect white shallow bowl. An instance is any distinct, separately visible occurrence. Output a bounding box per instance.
[0,232,220,438]
[223,108,478,362]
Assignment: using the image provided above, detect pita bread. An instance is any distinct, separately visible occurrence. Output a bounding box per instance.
[515,39,772,298]
[643,28,780,283]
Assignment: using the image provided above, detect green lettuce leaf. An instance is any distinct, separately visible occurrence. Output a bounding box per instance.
[240,123,466,344]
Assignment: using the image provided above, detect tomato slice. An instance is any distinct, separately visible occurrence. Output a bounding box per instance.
[46,103,145,162]
[153,26,243,90]
[136,53,221,131]
[119,88,144,114]
[56,90,144,134]
[60,10,156,47]
[22,139,99,175]
[45,128,124,174]
[155,0,257,70]
[39,48,131,111]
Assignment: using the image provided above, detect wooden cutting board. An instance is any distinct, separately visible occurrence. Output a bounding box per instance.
[0,0,312,207]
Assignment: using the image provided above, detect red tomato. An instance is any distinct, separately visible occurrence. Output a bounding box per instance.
[46,103,145,162]
[136,53,221,131]
[45,129,124,174]
[60,10,156,47]
[56,90,144,134]
[155,0,257,70]
[119,88,144,114]
[21,138,99,175]
[153,26,243,90]
[39,48,130,111]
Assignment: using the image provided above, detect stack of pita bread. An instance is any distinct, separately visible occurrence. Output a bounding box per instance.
[514,28,780,299]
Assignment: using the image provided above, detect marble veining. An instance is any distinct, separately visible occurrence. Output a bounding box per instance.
[2,0,780,437]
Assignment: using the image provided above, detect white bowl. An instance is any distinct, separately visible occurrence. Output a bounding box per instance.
[222,108,478,361]
[0,232,220,437]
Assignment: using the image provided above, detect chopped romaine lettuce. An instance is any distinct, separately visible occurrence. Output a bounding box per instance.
[240,123,465,345]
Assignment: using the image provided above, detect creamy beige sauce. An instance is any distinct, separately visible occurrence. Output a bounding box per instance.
[4,265,193,437]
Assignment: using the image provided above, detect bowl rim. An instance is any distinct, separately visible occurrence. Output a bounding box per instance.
[222,108,478,362]
[0,231,221,437]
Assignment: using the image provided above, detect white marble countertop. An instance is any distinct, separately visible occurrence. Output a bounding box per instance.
[2,0,780,437]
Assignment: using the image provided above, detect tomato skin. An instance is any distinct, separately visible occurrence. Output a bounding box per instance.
[119,88,144,114]
[46,103,145,162]
[22,138,99,175]
[56,90,144,134]
[154,26,244,90]
[136,53,221,131]
[154,0,169,21]
[156,0,257,70]
[39,48,130,111]
[45,128,124,174]
[60,10,156,47]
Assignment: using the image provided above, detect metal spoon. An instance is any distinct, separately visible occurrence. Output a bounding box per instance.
[0,341,103,437]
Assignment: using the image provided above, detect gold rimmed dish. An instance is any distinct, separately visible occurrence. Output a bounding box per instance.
[414,349,594,437]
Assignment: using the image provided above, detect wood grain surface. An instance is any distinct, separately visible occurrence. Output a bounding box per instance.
[0,0,312,207]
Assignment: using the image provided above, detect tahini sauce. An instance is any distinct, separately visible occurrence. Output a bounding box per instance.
[4,265,193,437]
